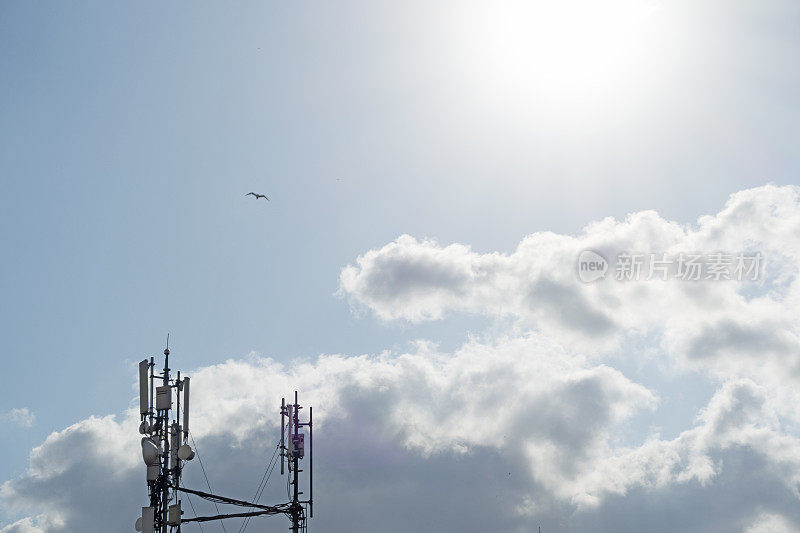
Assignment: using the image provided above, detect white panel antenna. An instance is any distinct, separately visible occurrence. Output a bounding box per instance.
[156,386,171,411]
[139,360,149,416]
[287,405,294,458]
[141,507,155,533]
[167,503,182,526]
[182,377,190,441]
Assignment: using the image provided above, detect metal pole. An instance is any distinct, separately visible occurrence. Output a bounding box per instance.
[175,372,181,531]
[162,346,170,533]
[148,357,158,530]
[309,406,313,518]
[292,392,300,533]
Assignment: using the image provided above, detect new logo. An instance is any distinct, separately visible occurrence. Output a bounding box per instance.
[577,250,608,282]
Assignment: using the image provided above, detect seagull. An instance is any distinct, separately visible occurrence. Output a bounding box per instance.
[245,192,269,201]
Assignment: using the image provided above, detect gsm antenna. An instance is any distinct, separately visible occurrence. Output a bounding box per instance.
[135,340,314,532]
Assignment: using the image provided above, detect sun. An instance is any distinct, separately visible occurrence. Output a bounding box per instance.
[448,0,661,113]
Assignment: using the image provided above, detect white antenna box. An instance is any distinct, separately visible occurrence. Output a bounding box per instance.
[156,386,172,411]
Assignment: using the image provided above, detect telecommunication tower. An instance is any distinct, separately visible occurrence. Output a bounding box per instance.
[135,341,313,532]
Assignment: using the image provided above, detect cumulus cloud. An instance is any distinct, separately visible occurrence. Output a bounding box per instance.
[0,415,140,532]
[5,185,800,532]
[3,346,800,532]
[0,515,64,533]
[746,511,798,533]
[1,336,656,530]
[340,185,800,387]
[1,408,35,428]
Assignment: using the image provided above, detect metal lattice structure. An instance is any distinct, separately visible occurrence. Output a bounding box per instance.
[135,341,313,532]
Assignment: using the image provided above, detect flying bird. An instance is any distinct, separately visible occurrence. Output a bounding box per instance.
[245,192,269,201]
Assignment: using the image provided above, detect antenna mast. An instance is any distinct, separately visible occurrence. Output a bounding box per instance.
[280,391,314,532]
[136,336,194,533]
[136,343,314,532]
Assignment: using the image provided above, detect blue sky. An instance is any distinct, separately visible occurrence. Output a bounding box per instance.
[2,1,800,531]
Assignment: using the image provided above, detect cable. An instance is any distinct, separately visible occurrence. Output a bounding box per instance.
[173,485,291,513]
[183,509,287,523]
[189,431,229,533]
[239,444,279,532]
[181,479,206,533]
[239,428,284,533]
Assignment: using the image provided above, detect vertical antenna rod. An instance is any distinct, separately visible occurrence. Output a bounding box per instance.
[309,405,313,518]
[161,341,170,533]
[163,336,170,385]
[281,397,286,476]
[292,391,300,533]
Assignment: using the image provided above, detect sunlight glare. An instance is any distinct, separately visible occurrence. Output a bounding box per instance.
[451,0,661,110]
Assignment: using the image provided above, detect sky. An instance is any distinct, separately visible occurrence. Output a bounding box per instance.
[1,0,800,531]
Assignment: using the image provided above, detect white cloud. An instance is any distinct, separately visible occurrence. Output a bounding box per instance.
[339,185,800,388]
[5,185,800,532]
[746,511,797,533]
[0,515,64,533]
[4,346,800,531]
[1,337,657,530]
[1,409,35,429]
